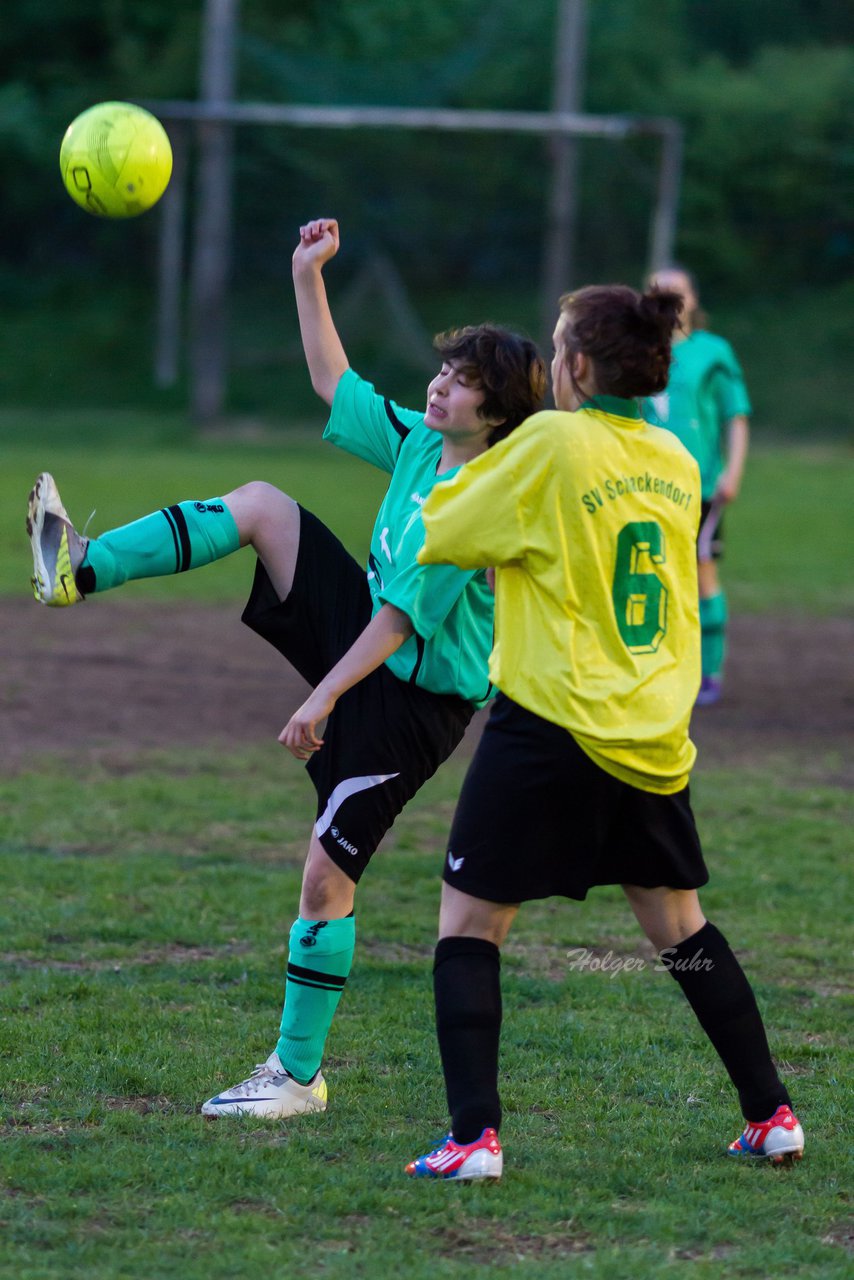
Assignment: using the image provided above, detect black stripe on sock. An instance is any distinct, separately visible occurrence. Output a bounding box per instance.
[384,398,411,441]
[286,974,346,993]
[287,961,347,989]
[166,504,192,572]
[161,508,182,573]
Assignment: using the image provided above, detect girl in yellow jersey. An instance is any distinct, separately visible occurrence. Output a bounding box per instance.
[405,285,803,1181]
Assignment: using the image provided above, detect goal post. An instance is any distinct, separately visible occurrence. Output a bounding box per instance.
[147,99,682,422]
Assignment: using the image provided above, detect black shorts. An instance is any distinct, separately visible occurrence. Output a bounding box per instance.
[242,507,472,882]
[443,695,708,903]
[698,499,724,562]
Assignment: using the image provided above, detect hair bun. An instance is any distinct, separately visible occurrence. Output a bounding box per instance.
[640,288,683,335]
[557,283,678,397]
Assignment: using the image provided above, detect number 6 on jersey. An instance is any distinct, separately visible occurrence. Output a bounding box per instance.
[612,521,668,653]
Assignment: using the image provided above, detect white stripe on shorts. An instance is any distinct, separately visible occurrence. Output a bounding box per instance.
[697,497,724,563]
[314,773,400,838]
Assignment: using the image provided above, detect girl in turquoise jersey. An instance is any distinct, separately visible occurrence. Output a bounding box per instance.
[643,267,750,705]
[27,218,546,1120]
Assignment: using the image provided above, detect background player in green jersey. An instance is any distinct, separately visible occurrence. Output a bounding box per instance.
[643,267,751,706]
[27,217,546,1119]
[404,283,801,1181]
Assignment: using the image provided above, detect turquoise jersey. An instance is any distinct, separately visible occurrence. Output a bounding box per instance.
[324,369,495,708]
[642,331,751,499]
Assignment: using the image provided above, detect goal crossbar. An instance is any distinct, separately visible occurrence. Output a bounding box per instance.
[147,99,680,143]
[145,97,682,421]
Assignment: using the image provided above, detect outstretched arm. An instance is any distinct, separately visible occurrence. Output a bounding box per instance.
[715,414,749,503]
[292,218,349,405]
[279,602,414,759]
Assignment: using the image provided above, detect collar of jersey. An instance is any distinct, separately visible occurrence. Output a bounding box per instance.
[580,395,643,421]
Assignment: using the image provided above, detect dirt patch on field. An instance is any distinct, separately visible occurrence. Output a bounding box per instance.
[2,600,852,784]
[432,1221,594,1260]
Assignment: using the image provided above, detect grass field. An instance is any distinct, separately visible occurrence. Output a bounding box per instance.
[1,754,851,1278]
[1,415,852,611]
[1,422,852,1278]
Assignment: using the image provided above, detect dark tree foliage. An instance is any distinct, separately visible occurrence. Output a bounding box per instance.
[0,0,851,297]
[686,0,854,63]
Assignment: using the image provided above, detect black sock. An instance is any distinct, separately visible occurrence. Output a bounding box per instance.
[433,936,502,1144]
[663,920,791,1121]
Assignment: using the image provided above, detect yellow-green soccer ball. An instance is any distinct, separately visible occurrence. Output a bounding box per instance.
[59,101,173,218]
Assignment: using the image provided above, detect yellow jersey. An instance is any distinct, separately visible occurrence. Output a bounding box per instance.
[418,397,702,793]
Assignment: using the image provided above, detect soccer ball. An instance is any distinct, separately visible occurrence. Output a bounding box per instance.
[60,101,173,218]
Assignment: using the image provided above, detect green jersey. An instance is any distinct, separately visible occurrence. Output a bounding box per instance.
[642,331,751,499]
[324,369,495,708]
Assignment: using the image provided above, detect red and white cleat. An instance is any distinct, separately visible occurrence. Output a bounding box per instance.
[727,1104,804,1164]
[405,1127,503,1181]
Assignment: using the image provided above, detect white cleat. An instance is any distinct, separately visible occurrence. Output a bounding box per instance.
[27,472,87,606]
[201,1051,327,1118]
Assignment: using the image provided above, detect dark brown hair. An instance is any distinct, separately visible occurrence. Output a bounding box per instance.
[646,264,708,331]
[558,285,683,398]
[433,324,547,444]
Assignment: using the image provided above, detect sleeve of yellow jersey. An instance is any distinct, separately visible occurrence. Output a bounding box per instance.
[418,415,547,569]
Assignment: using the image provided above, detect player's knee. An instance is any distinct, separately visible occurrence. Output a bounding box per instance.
[622,884,705,950]
[231,480,292,513]
[225,481,298,548]
[300,853,355,919]
[300,865,332,916]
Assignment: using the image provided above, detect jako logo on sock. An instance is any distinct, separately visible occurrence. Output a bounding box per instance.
[300,921,328,949]
[194,502,225,514]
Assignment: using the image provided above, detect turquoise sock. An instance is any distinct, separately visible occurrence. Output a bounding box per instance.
[80,498,240,593]
[276,915,356,1084]
[699,591,728,679]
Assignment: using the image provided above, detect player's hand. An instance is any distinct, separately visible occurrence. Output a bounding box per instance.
[714,469,740,504]
[279,686,336,760]
[292,218,340,273]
